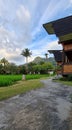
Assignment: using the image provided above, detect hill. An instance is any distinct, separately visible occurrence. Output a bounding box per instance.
[33,56,56,65]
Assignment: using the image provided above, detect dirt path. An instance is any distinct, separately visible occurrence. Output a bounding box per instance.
[0,78,72,130]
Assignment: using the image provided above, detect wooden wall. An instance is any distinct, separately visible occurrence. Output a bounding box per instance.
[63,44,72,51]
[63,64,72,74]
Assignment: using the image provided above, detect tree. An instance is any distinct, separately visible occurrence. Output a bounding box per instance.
[1,58,9,66]
[45,53,48,60]
[21,48,32,74]
[21,48,32,63]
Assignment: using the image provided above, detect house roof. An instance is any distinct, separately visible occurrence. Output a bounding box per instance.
[48,50,62,62]
[43,16,72,42]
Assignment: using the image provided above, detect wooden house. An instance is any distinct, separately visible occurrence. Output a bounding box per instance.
[43,16,72,75]
[48,50,62,74]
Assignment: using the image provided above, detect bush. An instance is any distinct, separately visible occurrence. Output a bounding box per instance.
[59,74,72,81]
[67,74,72,81]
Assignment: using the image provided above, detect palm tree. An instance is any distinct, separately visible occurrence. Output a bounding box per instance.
[45,53,48,60]
[21,48,32,64]
[21,48,32,74]
[1,58,9,66]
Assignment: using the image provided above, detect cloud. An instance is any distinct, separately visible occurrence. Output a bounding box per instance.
[46,40,62,51]
[32,0,71,38]
[16,5,31,24]
[0,26,16,49]
[15,5,32,45]
[30,40,62,62]
[0,0,71,65]
[70,0,72,3]
[0,48,24,65]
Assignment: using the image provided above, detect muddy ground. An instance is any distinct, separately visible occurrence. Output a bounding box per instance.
[0,78,72,130]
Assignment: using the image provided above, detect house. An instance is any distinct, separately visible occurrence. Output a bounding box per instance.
[48,50,62,74]
[43,15,72,76]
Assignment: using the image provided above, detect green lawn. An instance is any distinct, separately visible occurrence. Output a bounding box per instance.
[0,79,43,101]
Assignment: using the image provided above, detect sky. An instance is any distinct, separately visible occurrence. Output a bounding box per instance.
[0,0,72,65]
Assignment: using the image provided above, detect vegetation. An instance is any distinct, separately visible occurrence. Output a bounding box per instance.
[32,62,54,74]
[26,74,50,80]
[55,74,72,86]
[0,79,43,101]
[33,56,56,65]
[45,53,48,60]
[21,48,32,63]
[0,59,54,75]
[59,74,72,81]
[57,80,72,86]
[0,58,9,66]
[0,74,49,87]
[0,75,22,87]
[21,48,32,74]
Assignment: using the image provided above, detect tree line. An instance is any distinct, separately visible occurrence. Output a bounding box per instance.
[0,48,54,74]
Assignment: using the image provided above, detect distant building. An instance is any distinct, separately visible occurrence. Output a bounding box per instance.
[43,15,72,76]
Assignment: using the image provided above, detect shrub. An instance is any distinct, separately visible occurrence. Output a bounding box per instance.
[67,74,72,81]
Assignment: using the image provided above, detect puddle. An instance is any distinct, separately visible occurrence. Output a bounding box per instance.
[57,98,72,120]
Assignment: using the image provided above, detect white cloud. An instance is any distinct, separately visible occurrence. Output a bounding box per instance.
[0,0,5,17]
[0,0,71,65]
[0,26,17,50]
[30,40,62,60]
[16,5,31,24]
[46,40,62,50]
[70,0,72,3]
[15,5,32,45]
[0,48,24,65]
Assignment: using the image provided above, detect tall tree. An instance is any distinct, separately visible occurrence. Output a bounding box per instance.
[21,48,32,63]
[21,48,32,74]
[45,53,48,60]
[1,58,9,66]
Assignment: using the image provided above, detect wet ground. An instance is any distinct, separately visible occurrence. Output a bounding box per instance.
[0,78,72,130]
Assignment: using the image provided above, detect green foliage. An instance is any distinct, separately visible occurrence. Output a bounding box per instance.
[0,80,43,100]
[67,74,72,81]
[0,75,22,87]
[59,74,72,81]
[26,74,49,80]
[0,58,9,66]
[21,48,32,58]
[21,48,32,64]
[32,62,54,74]
[0,74,49,87]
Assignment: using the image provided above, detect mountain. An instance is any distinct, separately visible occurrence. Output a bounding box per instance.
[33,56,56,65]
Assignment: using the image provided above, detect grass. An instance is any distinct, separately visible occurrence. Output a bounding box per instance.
[26,74,50,80]
[58,80,72,86]
[0,74,49,87]
[0,74,49,100]
[0,79,43,101]
[54,78,72,86]
[0,75,22,87]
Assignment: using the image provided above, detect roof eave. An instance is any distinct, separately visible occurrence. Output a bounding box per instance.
[43,23,55,34]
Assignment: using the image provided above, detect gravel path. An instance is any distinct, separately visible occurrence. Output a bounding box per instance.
[0,78,72,130]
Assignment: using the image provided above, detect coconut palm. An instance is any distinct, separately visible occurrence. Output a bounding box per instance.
[1,58,9,66]
[21,48,32,74]
[45,53,48,60]
[21,48,32,64]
